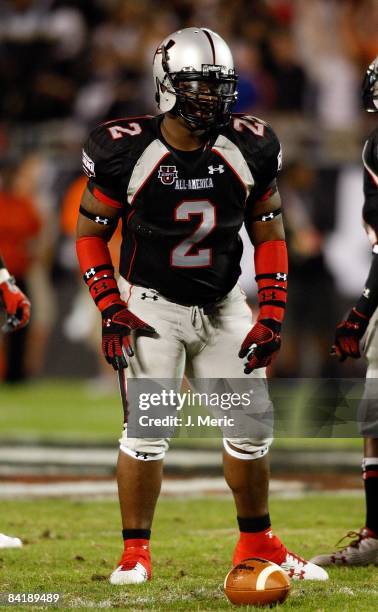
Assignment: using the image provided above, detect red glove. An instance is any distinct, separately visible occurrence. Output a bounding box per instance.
[0,277,31,332]
[332,308,369,361]
[239,319,281,373]
[102,302,156,370]
[77,236,156,370]
[239,240,287,374]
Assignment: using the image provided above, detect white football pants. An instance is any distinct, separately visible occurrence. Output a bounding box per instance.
[117,277,273,459]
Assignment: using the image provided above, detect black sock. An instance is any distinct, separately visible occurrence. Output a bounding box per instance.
[122,528,151,541]
[363,459,378,535]
[237,514,271,533]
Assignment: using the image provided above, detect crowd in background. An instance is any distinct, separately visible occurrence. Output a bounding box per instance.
[1,0,378,382]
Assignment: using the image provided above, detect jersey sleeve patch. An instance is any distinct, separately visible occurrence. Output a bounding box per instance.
[82,149,96,178]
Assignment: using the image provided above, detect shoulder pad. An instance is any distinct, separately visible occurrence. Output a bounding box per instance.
[226,114,282,171]
[222,115,282,199]
[82,116,156,181]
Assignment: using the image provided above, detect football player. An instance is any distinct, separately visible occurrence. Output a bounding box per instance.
[311,58,378,567]
[0,252,29,548]
[76,28,328,583]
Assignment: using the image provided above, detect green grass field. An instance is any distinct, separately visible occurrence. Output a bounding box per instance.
[0,381,362,451]
[0,495,377,611]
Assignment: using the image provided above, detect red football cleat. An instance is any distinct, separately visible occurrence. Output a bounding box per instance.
[233,528,287,567]
[109,539,151,585]
[233,529,328,580]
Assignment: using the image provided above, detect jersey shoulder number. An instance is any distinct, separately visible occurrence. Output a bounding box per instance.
[226,114,282,201]
[82,116,155,184]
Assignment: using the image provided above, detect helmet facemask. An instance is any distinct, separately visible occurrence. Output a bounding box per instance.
[171,74,238,130]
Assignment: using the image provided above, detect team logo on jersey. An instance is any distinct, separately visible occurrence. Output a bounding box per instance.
[208,164,224,174]
[82,150,96,177]
[158,165,178,185]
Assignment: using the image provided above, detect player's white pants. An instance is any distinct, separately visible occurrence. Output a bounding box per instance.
[359,308,378,437]
[118,278,273,459]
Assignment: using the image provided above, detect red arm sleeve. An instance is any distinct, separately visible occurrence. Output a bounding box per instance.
[254,239,288,323]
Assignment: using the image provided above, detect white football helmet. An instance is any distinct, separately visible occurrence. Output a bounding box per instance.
[153,27,238,129]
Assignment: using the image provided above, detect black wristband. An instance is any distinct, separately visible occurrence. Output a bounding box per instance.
[259,318,282,333]
[252,208,282,223]
[79,205,118,227]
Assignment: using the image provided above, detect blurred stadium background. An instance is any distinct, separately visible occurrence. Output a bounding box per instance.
[1,0,377,500]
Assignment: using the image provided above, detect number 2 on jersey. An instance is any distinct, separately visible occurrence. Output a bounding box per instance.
[171,200,216,268]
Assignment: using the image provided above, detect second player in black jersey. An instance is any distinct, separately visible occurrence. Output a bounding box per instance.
[312,56,378,568]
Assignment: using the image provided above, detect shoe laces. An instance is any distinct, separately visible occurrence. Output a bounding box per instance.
[118,545,149,571]
[336,530,365,550]
[285,551,306,567]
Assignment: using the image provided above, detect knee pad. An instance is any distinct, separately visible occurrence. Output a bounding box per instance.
[119,426,169,461]
[223,437,273,460]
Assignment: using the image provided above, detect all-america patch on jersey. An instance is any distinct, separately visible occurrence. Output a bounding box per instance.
[82,114,282,306]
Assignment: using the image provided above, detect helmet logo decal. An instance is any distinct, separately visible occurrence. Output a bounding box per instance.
[158,165,179,185]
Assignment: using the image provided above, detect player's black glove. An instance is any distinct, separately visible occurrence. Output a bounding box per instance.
[101,302,156,370]
[0,277,31,332]
[239,319,281,374]
[331,308,369,361]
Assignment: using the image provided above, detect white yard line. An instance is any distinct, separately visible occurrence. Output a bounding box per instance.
[0,478,308,499]
[0,446,362,471]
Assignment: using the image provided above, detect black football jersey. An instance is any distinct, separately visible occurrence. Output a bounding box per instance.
[82,114,282,306]
[362,127,378,233]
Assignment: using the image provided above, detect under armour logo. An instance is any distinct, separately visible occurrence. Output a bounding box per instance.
[93,282,108,294]
[288,568,304,579]
[141,292,158,301]
[85,268,96,279]
[135,451,149,460]
[262,291,276,301]
[266,530,274,539]
[276,273,287,281]
[95,216,109,225]
[262,212,275,222]
[208,164,224,174]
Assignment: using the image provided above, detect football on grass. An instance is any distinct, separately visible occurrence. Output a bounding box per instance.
[224,557,291,606]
